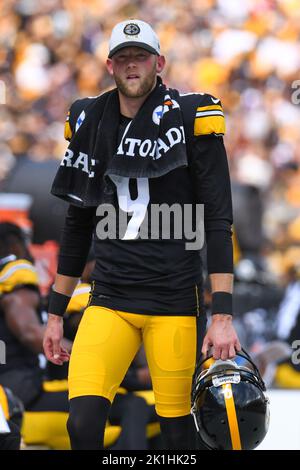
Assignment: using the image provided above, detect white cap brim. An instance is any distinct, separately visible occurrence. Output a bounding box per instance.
[108,41,159,58]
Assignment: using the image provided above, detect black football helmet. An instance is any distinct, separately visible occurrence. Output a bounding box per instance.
[191,349,270,450]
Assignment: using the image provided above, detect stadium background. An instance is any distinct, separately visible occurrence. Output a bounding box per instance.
[0,0,300,449]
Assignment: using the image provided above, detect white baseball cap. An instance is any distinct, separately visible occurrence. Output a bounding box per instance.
[108,19,160,58]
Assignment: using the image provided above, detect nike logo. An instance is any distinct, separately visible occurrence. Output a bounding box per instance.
[211,97,220,104]
[97,294,110,300]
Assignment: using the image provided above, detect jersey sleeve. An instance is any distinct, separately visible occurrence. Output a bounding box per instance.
[189,95,233,274]
[193,94,225,137]
[63,98,96,142]
[0,259,39,296]
[57,204,96,277]
[64,110,72,141]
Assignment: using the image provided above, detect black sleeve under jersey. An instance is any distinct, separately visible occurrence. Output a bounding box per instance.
[57,204,96,277]
[189,135,233,274]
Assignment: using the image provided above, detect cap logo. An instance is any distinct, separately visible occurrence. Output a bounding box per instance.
[123,23,140,36]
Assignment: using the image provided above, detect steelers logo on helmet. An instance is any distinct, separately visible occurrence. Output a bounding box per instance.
[123,23,140,36]
[191,348,270,450]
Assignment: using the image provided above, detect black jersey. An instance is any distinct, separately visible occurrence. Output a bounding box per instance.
[57,91,233,316]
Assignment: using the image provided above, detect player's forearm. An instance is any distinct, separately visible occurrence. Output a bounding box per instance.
[206,228,233,274]
[209,273,233,293]
[53,273,79,297]
[57,204,95,277]
[3,291,46,353]
[19,323,46,354]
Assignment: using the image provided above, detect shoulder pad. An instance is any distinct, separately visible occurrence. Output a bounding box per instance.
[64,110,72,141]
[0,259,39,296]
[64,97,98,142]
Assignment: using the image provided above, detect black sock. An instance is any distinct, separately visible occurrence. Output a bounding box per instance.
[67,395,111,450]
[158,414,197,450]
[110,395,151,450]
[0,421,21,450]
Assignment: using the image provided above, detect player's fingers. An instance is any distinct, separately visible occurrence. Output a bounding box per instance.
[228,343,236,359]
[201,338,210,357]
[52,336,62,357]
[235,339,242,352]
[44,339,63,365]
[220,346,230,361]
[60,348,70,358]
[213,345,221,360]
[50,338,64,365]
[43,337,53,361]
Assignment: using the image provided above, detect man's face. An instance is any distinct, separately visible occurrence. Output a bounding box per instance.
[106,46,165,98]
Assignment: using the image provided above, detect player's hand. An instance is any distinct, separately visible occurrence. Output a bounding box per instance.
[43,314,70,365]
[202,314,241,360]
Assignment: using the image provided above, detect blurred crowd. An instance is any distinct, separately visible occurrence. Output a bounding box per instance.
[0,0,300,281]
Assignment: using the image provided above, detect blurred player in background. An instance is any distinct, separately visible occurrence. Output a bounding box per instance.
[0,222,71,449]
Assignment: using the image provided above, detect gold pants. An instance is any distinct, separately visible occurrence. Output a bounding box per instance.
[69,306,197,417]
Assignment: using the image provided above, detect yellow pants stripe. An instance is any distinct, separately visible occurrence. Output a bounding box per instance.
[222,383,242,450]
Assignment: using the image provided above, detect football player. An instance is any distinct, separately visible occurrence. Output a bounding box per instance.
[44,19,241,450]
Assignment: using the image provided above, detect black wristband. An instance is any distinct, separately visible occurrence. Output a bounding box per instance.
[211,291,233,315]
[48,289,71,317]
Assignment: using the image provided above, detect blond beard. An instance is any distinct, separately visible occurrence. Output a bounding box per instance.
[114,66,157,98]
